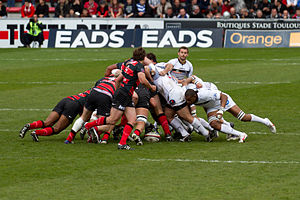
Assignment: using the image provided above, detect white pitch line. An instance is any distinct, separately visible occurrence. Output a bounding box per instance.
[138,158,300,164]
[249,132,300,136]
[214,81,291,85]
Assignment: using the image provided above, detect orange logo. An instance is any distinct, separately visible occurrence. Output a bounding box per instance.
[289,32,300,47]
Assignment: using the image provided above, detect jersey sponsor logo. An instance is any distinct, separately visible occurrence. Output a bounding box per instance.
[226,100,229,105]
[169,99,176,105]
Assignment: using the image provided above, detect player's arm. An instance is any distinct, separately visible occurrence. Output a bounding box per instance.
[138,72,156,92]
[159,63,173,76]
[216,93,228,119]
[144,66,154,82]
[114,73,123,89]
[104,63,117,77]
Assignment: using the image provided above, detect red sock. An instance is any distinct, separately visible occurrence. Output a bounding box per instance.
[35,127,54,136]
[66,130,76,142]
[102,132,110,140]
[158,114,171,135]
[118,115,128,126]
[85,117,106,130]
[134,129,141,136]
[29,120,44,129]
[119,123,133,145]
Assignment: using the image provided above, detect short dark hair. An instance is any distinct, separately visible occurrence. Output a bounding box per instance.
[178,46,189,53]
[185,89,197,98]
[133,47,146,61]
[146,53,157,63]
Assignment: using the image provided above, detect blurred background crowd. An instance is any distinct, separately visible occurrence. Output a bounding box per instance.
[0,0,299,19]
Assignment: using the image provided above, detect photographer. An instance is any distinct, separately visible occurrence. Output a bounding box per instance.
[21,14,44,48]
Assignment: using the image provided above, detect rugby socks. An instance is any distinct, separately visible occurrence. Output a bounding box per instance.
[29,120,44,129]
[220,124,243,137]
[85,116,106,130]
[133,129,141,136]
[158,114,171,135]
[191,118,209,136]
[170,117,189,137]
[119,123,133,145]
[250,114,268,126]
[119,115,128,126]
[101,132,110,141]
[66,130,76,142]
[72,117,85,132]
[199,118,214,131]
[35,127,54,136]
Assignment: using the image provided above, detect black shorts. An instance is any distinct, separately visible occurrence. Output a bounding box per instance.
[53,98,82,123]
[135,85,150,109]
[149,81,158,98]
[112,89,135,111]
[85,89,112,117]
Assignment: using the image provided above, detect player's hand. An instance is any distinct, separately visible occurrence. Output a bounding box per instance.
[159,71,166,76]
[216,107,225,119]
[196,82,202,88]
[150,85,156,92]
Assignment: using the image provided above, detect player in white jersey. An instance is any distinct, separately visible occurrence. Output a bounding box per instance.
[159,46,193,83]
[184,88,277,143]
[146,62,214,142]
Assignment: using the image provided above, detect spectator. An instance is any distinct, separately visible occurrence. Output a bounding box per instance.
[292,7,300,19]
[286,0,297,14]
[71,0,83,16]
[98,0,109,17]
[230,6,239,18]
[190,5,204,17]
[210,0,222,15]
[222,0,232,15]
[21,0,35,18]
[123,0,135,18]
[186,0,198,16]
[177,7,189,17]
[165,6,175,17]
[35,0,49,17]
[269,7,281,18]
[0,0,7,18]
[81,7,91,16]
[157,0,172,18]
[282,9,290,18]
[275,0,287,16]
[239,7,253,18]
[55,0,70,17]
[214,11,222,18]
[84,0,98,17]
[149,0,160,16]
[255,9,264,18]
[7,0,15,7]
[258,0,271,16]
[21,14,44,48]
[199,0,210,13]
[109,0,123,17]
[172,0,183,16]
[231,0,245,12]
[206,9,213,17]
[135,0,152,17]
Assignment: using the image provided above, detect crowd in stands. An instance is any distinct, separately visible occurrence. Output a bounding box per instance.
[0,0,300,19]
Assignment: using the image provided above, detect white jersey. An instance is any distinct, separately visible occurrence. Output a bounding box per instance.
[194,88,236,114]
[149,62,186,107]
[186,76,218,90]
[167,58,193,80]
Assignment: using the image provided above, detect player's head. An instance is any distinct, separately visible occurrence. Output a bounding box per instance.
[146,53,157,64]
[185,89,197,105]
[178,46,189,62]
[133,47,146,62]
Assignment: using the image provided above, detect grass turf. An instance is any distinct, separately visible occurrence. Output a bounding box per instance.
[0,48,300,199]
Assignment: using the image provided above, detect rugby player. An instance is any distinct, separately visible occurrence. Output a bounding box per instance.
[184,88,277,143]
[84,47,156,150]
[64,70,122,144]
[19,89,91,142]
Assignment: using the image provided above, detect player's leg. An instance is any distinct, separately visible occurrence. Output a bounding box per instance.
[132,107,148,145]
[227,105,276,133]
[207,111,247,143]
[118,106,136,149]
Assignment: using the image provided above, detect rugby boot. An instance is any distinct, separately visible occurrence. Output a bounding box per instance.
[19,124,30,138]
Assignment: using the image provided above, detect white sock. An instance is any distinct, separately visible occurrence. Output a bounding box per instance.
[250,114,268,126]
[199,118,213,131]
[154,121,158,129]
[90,111,98,121]
[170,118,189,137]
[71,117,85,132]
[221,118,231,127]
[191,118,209,136]
[220,124,243,137]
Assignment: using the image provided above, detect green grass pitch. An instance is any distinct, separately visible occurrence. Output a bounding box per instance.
[0,48,300,199]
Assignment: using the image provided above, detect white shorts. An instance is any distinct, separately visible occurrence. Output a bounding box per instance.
[203,93,236,114]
